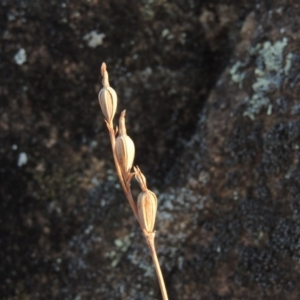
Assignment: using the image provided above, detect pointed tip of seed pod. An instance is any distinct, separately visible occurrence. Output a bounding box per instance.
[134,166,147,191]
[134,165,141,174]
[119,110,127,135]
[101,62,109,87]
[101,62,106,76]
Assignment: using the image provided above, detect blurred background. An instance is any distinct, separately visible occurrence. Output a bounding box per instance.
[1,0,300,299]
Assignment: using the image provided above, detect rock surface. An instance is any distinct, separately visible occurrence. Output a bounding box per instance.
[1,1,300,299]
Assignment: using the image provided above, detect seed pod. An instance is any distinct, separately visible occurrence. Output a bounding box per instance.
[98,86,117,124]
[116,135,135,175]
[137,190,158,232]
[115,111,135,175]
[98,63,117,124]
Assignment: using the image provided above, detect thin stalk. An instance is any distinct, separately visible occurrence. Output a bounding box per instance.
[107,123,168,299]
[101,60,169,299]
[145,232,169,300]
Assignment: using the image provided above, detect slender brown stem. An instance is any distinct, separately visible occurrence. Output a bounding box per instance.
[145,232,169,300]
[106,120,168,300]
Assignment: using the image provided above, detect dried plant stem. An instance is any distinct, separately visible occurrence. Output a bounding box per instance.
[99,63,168,300]
[145,232,169,300]
[107,122,169,300]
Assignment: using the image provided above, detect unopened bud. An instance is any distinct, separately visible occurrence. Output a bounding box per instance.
[98,63,117,124]
[115,111,135,176]
[137,190,158,233]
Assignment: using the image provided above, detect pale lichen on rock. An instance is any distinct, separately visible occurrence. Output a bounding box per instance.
[230,37,295,120]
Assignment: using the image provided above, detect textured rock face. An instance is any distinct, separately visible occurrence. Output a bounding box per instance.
[165,3,300,299]
[1,1,300,299]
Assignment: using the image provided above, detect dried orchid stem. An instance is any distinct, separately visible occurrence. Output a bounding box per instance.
[146,232,169,300]
[98,63,168,300]
[106,122,139,220]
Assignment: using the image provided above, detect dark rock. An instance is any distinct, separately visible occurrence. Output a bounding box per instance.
[1,0,300,299]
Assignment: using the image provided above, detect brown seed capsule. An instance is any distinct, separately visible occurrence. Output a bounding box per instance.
[98,63,117,124]
[98,86,117,124]
[137,190,158,233]
[115,111,135,176]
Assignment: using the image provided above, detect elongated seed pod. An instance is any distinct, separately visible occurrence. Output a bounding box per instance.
[115,111,135,175]
[98,63,117,124]
[98,86,117,124]
[137,190,158,233]
[116,135,135,174]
